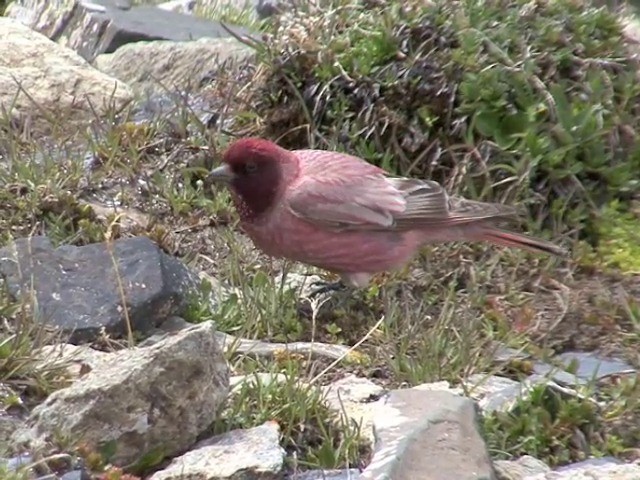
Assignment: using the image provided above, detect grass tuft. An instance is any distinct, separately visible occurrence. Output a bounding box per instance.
[213,360,369,470]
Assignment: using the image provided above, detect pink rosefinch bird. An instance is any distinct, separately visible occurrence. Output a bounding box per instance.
[207,138,567,290]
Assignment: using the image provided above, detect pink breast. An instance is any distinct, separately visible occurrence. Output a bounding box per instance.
[242,213,423,274]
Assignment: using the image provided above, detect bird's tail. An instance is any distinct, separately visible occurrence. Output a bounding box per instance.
[479,227,568,258]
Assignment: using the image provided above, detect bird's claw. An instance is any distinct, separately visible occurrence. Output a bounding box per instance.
[307,280,347,299]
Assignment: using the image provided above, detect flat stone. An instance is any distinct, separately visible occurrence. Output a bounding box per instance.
[60,470,91,480]
[94,37,254,95]
[149,421,285,480]
[524,461,640,479]
[530,362,588,388]
[555,352,635,381]
[464,375,527,414]
[4,453,32,472]
[12,321,229,467]
[554,458,624,472]
[6,0,252,62]
[157,0,196,15]
[361,386,496,480]
[0,236,199,343]
[0,17,133,137]
[494,456,551,480]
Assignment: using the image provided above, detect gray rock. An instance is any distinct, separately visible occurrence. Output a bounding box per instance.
[114,0,132,9]
[281,272,332,300]
[60,470,91,480]
[524,461,640,479]
[157,0,197,15]
[6,0,252,62]
[149,421,284,480]
[0,17,133,137]
[361,386,496,480]
[554,458,624,472]
[531,362,588,387]
[12,321,230,467]
[0,383,25,451]
[94,37,254,96]
[493,456,551,480]
[464,375,525,414]
[555,352,635,381]
[0,236,199,343]
[5,453,33,471]
[138,316,194,347]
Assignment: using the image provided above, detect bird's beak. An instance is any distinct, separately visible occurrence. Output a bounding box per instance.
[206,164,234,184]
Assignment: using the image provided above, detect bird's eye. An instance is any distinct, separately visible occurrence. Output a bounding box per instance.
[244,161,258,174]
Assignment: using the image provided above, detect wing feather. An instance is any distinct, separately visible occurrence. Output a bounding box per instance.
[286,150,518,231]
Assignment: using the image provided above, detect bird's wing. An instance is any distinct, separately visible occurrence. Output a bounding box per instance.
[287,150,517,231]
[390,178,519,229]
[286,150,407,229]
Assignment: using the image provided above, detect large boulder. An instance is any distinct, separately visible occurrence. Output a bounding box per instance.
[0,236,199,343]
[12,321,230,467]
[0,17,133,136]
[94,37,254,96]
[5,0,251,62]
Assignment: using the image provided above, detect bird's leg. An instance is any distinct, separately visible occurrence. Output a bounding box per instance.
[308,279,348,299]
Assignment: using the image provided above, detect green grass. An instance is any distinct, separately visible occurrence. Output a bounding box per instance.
[213,359,368,470]
[0,283,72,403]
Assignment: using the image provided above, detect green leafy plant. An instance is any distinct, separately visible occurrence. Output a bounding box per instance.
[249,0,640,241]
[483,384,609,465]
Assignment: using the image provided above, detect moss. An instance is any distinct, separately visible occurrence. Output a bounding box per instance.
[593,200,640,273]
[249,0,640,240]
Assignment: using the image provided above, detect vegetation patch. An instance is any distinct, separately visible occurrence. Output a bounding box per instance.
[0,283,72,404]
[213,360,369,470]
[247,0,640,240]
[483,377,640,466]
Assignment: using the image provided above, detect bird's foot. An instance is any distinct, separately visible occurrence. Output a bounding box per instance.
[308,279,348,299]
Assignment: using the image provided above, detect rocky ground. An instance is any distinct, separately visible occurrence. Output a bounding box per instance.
[1,1,640,480]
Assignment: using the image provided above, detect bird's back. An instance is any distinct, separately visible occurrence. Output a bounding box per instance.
[292,148,388,179]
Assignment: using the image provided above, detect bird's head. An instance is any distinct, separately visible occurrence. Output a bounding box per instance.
[206,138,299,219]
